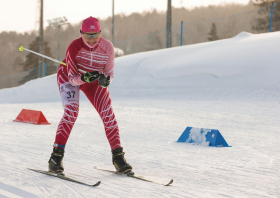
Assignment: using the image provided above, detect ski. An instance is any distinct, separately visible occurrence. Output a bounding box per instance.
[94,166,173,186]
[28,168,101,187]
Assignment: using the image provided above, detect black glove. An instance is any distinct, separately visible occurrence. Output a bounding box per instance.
[81,71,100,83]
[98,74,110,87]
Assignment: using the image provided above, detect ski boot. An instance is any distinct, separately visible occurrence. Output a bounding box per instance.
[112,147,133,175]
[48,147,64,175]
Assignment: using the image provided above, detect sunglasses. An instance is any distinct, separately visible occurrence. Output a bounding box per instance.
[80,30,101,39]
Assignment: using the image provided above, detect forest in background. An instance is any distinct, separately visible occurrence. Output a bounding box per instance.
[0,1,271,76]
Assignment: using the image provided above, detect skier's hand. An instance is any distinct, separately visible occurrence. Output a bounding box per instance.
[98,74,110,88]
[81,71,100,83]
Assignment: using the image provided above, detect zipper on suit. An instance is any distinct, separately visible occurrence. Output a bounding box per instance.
[90,49,93,66]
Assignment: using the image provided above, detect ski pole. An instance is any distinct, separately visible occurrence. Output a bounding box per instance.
[19,45,66,66]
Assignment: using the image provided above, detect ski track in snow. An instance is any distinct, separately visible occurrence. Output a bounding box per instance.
[1,32,280,197]
[0,99,279,198]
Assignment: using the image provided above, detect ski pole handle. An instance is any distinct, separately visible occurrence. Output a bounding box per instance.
[19,45,66,66]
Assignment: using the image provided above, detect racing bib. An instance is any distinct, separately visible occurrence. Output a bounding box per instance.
[60,82,80,106]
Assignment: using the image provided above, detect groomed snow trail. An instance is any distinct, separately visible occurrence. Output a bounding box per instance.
[1,31,280,197]
[0,99,279,198]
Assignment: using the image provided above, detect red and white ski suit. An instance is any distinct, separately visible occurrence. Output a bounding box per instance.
[55,36,121,150]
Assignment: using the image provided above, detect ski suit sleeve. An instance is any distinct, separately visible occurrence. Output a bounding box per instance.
[103,43,115,82]
[66,41,86,86]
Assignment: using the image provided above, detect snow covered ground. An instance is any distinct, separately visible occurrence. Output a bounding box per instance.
[0,31,279,197]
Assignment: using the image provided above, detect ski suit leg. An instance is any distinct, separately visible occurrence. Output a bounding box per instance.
[55,66,80,146]
[80,81,121,150]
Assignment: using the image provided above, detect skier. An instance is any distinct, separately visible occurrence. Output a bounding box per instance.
[48,16,132,174]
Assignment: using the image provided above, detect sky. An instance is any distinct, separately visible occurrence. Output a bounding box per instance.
[1,0,250,34]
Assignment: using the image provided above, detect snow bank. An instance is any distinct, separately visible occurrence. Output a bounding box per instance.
[1,31,280,103]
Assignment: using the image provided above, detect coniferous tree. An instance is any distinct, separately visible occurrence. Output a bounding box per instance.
[0,31,36,75]
[175,33,186,46]
[145,32,163,51]
[252,0,280,32]
[19,37,54,84]
[12,56,23,70]
[208,23,219,41]
[0,1,260,82]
